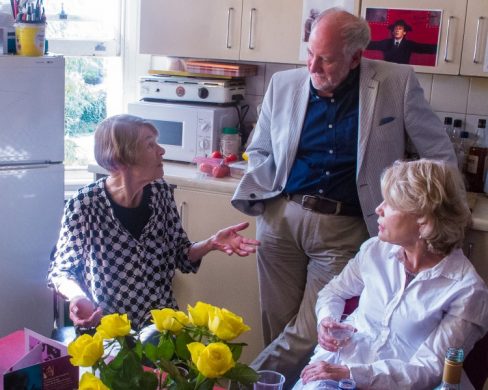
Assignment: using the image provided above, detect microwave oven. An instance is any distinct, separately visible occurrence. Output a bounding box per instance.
[127,101,239,163]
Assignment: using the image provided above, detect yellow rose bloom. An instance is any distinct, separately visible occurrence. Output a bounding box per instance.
[68,333,104,367]
[189,342,235,378]
[79,372,110,390]
[151,308,189,333]
[208,307,251,341]
[96,313,131,339]
[187,301,214,327]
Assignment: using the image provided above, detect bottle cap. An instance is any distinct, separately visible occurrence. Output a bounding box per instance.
[444,117,453,125]
[453,119,463,128]
[478,119,486,128]
[222,127,238,134]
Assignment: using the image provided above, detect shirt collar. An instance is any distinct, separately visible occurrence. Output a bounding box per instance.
[309,66,360,100]
[388,245,464,281]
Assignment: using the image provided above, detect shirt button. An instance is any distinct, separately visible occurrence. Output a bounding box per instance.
[329,149,334,154]
[326,171,330,175]
[318,189,324,194]
[331,98,335,103]
[328,124,333,128]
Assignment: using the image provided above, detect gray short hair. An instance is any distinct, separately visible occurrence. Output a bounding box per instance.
[94,114,158,172]
[381,159,471,255]
[312,7,371,58]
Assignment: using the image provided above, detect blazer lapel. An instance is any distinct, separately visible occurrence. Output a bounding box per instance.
[286,73,310,170]
[358,59,378,174]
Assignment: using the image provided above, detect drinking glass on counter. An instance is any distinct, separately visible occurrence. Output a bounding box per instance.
[254,370,286,390]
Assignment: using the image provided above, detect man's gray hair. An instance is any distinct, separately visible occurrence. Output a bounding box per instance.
[312,7,371,58]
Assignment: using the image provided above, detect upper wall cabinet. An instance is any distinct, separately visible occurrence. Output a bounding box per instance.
[139,0,360,64]
[239,0,302,63]
[460,0,488,77]
[361,0,466,75]
[140,0,243,60]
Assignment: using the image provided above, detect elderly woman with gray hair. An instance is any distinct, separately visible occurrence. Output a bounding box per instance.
[48,114,259,335]
[295,159,488,389]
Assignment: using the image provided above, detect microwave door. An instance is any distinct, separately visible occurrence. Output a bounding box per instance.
[151,117,198,163]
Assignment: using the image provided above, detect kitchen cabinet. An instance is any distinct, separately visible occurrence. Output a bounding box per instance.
[361,0,467,75]
[172,186,263,364]
[460,0,488,77]
[464,195,488,285]
[238,0,302,63]
[139,0,360,64]
[140,0,243,60]
[464,229,488,284]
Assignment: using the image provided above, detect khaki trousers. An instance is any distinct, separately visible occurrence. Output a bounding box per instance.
[251,196,369,388]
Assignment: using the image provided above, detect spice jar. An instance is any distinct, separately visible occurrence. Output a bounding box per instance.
[220,127,241,157]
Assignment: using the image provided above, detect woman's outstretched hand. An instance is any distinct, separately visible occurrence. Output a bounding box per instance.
[211,222,260,256]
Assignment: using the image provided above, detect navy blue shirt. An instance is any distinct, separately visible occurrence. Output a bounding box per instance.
[284,68,360,208]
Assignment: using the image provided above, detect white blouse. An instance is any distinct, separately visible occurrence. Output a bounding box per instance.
[311,237,488,389]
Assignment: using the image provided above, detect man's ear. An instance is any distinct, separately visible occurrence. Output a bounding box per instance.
[350,49,362,69]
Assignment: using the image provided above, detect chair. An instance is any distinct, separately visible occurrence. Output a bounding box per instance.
[342,297,488,389]
[464,332,488,390]
[51,290,77,345]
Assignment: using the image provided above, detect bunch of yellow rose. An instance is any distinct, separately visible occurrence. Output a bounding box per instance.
[68,301,258,390]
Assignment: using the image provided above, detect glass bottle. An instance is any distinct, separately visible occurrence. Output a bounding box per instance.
[444,116,453,140]
[220,127,241,158]
[434,347,464,390]
[465,119,488,192]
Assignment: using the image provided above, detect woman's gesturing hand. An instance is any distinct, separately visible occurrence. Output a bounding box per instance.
[211,222,261,256]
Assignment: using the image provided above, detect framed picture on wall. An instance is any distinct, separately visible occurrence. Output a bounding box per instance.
[363,7,442,67]
[299,0,357,60]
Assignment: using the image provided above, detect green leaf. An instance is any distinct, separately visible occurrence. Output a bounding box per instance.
[224,363,259,386]
[144,342,158,362]
[175,332,194,360]
[227,343,245,361]
[140,371,159,390]
[158,335,176,360]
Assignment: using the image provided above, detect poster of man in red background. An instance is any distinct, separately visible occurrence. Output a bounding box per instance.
[364,8,442,67]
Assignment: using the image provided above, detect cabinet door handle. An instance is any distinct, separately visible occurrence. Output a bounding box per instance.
[179,201,187,227]
[443,16,454,62]
[226,7,234,49]
[248,7,257,50]
[473,16,485,64]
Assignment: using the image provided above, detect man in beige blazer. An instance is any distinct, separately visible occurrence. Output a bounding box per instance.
[232,8,456,386]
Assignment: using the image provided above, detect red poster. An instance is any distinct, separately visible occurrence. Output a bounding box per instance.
[364,8,442,67]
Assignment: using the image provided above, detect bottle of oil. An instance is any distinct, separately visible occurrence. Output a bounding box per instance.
[465,119,488,192]
[434,347,464,390]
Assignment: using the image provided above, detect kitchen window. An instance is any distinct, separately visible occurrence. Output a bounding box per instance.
[44,0,124,195]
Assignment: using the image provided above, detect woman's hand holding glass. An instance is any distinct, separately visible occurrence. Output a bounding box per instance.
[318,314,356,362]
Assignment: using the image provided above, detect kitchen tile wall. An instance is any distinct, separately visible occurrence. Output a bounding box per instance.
[242,62,488,147]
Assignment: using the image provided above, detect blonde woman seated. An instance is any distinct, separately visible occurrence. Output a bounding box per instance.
[294,159,488,389]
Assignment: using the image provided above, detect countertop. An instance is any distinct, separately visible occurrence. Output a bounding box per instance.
[88,161,240,195]
[87,162,488,232]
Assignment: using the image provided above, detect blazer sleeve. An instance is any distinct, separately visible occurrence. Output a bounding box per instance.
[403,68,457,166]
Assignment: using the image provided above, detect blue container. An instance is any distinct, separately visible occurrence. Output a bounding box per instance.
[338,379,356,389]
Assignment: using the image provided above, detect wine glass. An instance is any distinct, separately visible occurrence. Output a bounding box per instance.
[328,314,354,364]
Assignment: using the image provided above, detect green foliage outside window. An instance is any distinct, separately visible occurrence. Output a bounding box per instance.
[64,57,107,164]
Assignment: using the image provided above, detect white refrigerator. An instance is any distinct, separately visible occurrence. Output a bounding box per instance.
[0,55,65,338]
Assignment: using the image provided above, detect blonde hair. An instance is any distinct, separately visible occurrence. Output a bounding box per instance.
[381,159,471,255]
[94,114,158,172]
